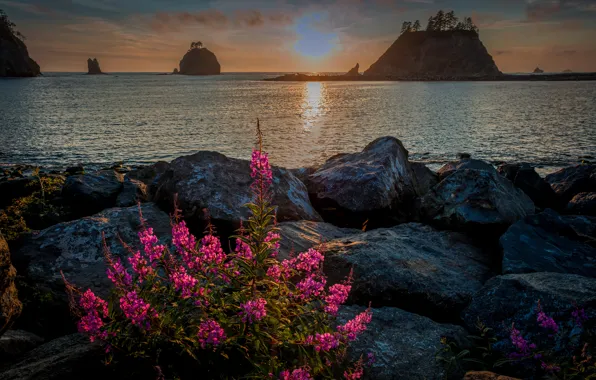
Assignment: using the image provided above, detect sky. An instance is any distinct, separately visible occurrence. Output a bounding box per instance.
[2,0,596,73]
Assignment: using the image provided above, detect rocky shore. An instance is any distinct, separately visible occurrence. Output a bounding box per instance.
[1,137,595,379]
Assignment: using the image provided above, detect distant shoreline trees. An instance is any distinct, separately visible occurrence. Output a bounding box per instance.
[189,41,204,51]
[401,10,479,35]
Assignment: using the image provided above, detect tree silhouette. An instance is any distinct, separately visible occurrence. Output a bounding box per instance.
[412,20,421,31]
[189,41,204,51]
[400,21,412,34]
[406,10,479,34]
[444,11,458,30]
[0,9,25,40]
[426,15,435,31]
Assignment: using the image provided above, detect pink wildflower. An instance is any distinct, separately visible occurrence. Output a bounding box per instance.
[509,323,536,358]
[250,149,273,189]
[337,308,373,341]
[199,234,226,267]
[295,274,326,300]
[197,319,226,349]
[304,332,340,352]
[264,231,281,257]
[267,263,290,282]
[324,282,351,315]
[344,364,364,380]
[128,250,153,281]
[106,258,132,288]
[119,290,158,330]
[172,221,196,253]
[536,301,558,333]
[77,289,109,342]
[292,248,324,273]
[138,228,165,262]
[279,368,312,380]
[240,298,267,324]
[235,238,254,261]
[169,265,198,299]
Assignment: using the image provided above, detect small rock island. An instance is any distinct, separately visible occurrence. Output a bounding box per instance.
[533,67,544,73]
[346,63,360,76]
[87,58,104,75]
[178,41,221,75]
[0,10,40,77]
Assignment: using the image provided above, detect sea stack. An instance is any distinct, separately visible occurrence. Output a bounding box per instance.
[0,11,40,77]
[178,42,221,75]
[87,58,103,74]
[533,67,544,74]
[345,63,360,76]
[364,30,501,78]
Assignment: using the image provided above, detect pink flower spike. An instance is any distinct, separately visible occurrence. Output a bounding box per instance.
[240,298,267,324]
[197,319,226,349]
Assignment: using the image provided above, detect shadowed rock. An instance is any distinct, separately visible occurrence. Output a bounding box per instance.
[497,163,559,210]
[437,158,495,181]
[115,177,147,207]
[86,58,103,75]
[0,235,21,337]
[0,330,43,360]
[62,170,124,216]
[179,47,220,75]
[545,165,596,204]
[410,162,438,196]
[567,192,596,216]
[0,14,40,77]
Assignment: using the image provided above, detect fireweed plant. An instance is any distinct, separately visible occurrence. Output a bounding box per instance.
[64,128,373,379]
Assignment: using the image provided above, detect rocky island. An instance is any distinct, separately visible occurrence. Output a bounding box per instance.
[533,67,544,74]
[178,41,221,75]
[0,10,40,77]
[87,58,104,75]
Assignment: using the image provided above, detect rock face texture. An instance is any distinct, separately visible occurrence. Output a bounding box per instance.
[338,306,468,380]
[179,47,221,75]
[153,151,321,226]
[0,19,40,77]
[500,209,596,277]
[437,158,495,181]
[0,330,43,359]
[545,164,596,204]
[497,163,559,210]
[567,192,596,216]
[277,221,360,261]
[345,63,360,76]
[307,137,420,226]
[410,162,438,196]
[324,223,492,321]
[86,58,102,74]
[420,169,535,231]
[464,372,519,380]
[0,235,21,336]
[62,170,124,216]
[364,31,501,78]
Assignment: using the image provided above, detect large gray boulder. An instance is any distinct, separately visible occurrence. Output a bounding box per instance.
[545,164,596,204]
[497,163,559,210]
[307,137,420,225]
[567,192,596,216]
[153,151,321,225]
[0,330,43,359]
[0,235,21,337]
[437,159,495,181]
[127,161,170,192]
[563,214,596,238]
[62,170,124,215]
[115,177,147,207]
[501,209,596,277]
[420,169,535,231]
[338,306,468,380]
[324,223,492,321]
[277,221,360,261]
[410,162,438,196]
[462,273,596,352]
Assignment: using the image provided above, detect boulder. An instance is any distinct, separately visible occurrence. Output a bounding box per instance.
[419,169,535,232]
[338,305,468,380]
[0,177,35,208]
[179,47,221,75]
[545,164,596,204]
[501,209,596,277]
[497,163,559,210]
[437,159,495,181]
[0,235,21,337]
[62,170,124,216]
[11,204,170,337]
[533,67,544,73]
[288,166,317,187]
[567,192,596,216]
[410,162,438,196]
[462,273,596,352]
[127,161,170,188]
[153,151,321,227]
[307,137,420,226]
[563,214,596,239]
[277,221,360,261]
[324,223,492,321]
[464,372,519,380]
[64,165,85,176]
[0,15,40,77]
[0,330,43,359]
[345,63,360,76]
[115,177,147,207]
[86,58,103,75]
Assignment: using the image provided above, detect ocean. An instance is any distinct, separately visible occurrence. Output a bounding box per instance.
[1,72,595,174]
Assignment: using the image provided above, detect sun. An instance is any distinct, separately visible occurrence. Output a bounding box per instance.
[294,13,338,59]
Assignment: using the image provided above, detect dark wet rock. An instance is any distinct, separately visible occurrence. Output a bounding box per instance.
[62,170,124,216]
[0,177,35,208]
[0,235,21,336]
[411,162,438,196]
[0,330,43,359]
[533,67,544,74]
[462,273,596,353]
[288,166,317,187]
[567,192,596,216]
[324,223,492,322]
[307,137,420,227]
[277,221,360,261]
[464,372,519,380]
[563,214,596,239]
[153,151,321,228]
[115,177,147,207]
[545,165,596,204]
[127,161,170,197]
[500,209,596,277]
[11,204,170,338]
[364,30,501,78]
[0,15,40,77]
[338,305,468,380]
[345,63,360,76]
[497,163,559,210]
[437,158,495,181]
[86,58,102,75]
[179,47,220,75]
[420,169,534,232]
[64,165,84,176]
[457,153,472,160]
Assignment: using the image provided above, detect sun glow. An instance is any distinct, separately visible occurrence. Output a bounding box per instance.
[294,13,337,59]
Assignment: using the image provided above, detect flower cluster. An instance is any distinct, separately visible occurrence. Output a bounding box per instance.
[107,257,132,288]
[291,248,324,273]
[250,149,273,189]
[128,250,153,281]
[264,231,281,257]
[240,298,267,324]
[235,238,254,261]
[509,324,536,358]
[279,368,312,380]
[77,289,108,342]
[169,265,198,299]
[119,290,158,330]
[295,274,326,300]
[172,220,196,252]
[325,282,351,316]
[197,319,226,349]
[337,309,373,342]
[304,333,340,352]
[536,301,558,333]
[139,228,165,262]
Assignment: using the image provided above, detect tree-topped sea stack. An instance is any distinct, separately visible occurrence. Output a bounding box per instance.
[364,10,500,79]
[0,9,40,77]
[87,58,103,74]
[179,41,221,75]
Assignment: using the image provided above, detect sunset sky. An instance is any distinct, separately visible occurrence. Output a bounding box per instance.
[2,0,596,73]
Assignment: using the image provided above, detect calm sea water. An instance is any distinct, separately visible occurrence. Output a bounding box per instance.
[1,73,595,174]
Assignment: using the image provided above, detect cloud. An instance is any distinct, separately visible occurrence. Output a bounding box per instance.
[525,0,596,21]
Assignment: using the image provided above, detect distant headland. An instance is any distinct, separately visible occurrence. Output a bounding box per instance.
[0,10,40,77]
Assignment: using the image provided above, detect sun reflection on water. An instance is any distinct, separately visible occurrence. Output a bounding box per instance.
[301,82,327,131]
